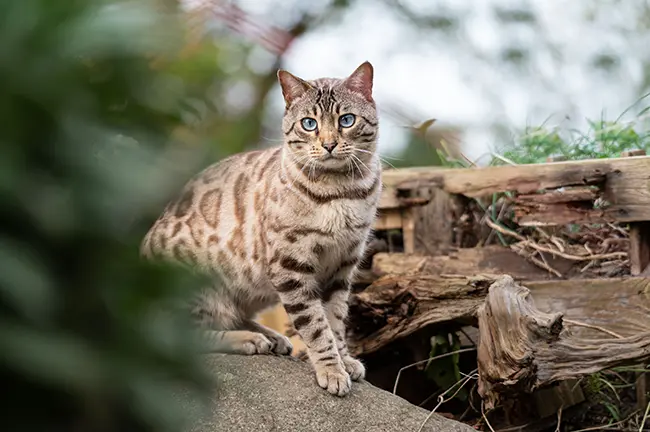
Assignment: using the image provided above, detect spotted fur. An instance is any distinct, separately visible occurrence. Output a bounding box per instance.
[141,62,380,397]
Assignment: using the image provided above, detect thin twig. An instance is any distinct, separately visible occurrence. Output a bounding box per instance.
[521,239,627,261]
[571,409,640,432]
[485,218,628,261]
[484,217,526,241]
[510,243,562,277]
[580,260,596,273]
[495,423,531,432]
[459,327,477,347]
[481,402,497,432]
[640,400,650,432]
[418,368,479,407]
[393,347,476,394]
[563,318,625,339]
[554,406,563,432]
[416,371,479,432]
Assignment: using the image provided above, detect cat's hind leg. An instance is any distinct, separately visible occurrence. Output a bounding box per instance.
[192,287,292,356]
[201,329,275,355]
[242,319,293,355]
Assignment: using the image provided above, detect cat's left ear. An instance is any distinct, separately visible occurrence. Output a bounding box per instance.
[277,70,313,107]
[344,61,374,102]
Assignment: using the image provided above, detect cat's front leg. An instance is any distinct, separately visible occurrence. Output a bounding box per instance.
[322,278,365,381]
[269,259,351,396]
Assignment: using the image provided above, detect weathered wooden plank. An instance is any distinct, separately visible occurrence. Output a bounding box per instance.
[515,186,599,204]
[410,187,460,254]
[371,247,563,280]
[374,210,403,231]
[378,186,431,210]
[379,156,650,223]
[628,220,650,275]
[621,150,650,276]
[514,202,606,226]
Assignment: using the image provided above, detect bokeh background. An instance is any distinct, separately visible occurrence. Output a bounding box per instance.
[2,0,650,431]
[183,0,650,165]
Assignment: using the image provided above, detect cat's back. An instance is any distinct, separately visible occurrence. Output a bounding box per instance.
[141,146,281,266]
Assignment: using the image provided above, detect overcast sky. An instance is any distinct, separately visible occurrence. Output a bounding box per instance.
[188,0,650,164]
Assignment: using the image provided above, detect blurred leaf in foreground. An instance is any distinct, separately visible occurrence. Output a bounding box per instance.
[0,0,246,431]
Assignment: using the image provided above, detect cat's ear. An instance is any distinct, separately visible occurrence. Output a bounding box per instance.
[277,70,312,107]
[344,61,374,101]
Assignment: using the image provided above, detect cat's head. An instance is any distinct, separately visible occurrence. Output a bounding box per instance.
[277,62,378,173]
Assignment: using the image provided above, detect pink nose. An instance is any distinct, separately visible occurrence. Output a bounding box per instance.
[321,141,338,153]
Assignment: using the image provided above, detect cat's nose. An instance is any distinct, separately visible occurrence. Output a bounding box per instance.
[321,141,338,153]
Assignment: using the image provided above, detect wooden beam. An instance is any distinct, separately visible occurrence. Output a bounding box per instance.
[374,210,403,231]
[628,218,650,276]
[379,155,650,223]
[622,150,650,275]
[371,247,564,281]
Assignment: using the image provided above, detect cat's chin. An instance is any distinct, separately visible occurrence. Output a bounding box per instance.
[314,156,349,171]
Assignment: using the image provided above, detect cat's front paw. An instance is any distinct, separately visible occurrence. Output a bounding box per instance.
[315,363,351,397]
[342,356,365,381]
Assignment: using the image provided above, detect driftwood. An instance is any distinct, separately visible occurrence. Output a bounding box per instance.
[347,273,650,357]
[476,275,650,410]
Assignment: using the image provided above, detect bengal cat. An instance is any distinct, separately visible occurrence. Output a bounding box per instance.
[141,61,381,397]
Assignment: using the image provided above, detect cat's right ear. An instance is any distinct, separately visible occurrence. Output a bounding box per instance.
[277,70,312,107]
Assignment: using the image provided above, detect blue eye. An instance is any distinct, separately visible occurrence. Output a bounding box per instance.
[301,117,318,131]
[339,114,355,128]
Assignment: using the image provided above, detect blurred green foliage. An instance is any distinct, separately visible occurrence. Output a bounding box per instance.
[495,104,650,165]
[0,0,250,430]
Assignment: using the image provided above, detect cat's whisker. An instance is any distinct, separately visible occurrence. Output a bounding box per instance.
[353,148,401,169]
[261,135,284,143]
[379,157,398,170]
[350,153,371,175]
[348,156,361,180]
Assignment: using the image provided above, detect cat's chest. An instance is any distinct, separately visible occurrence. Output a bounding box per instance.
[316,199,375,235]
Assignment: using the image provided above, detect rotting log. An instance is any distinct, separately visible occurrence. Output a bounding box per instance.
[347,274,650,357]
[476,275,650,411]
[347,274,492,356]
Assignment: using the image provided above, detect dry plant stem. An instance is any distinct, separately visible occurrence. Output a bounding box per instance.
[554,406,563,432]
[563,318,624,339]
[510,243,562,277]
[418,368,478,407]
[484,199,509,246]
[393,347,476,394]
[520,239,628,261]
[570,409,641,432]
[416,371,479,432]
[640,401,650,432]
[484,218,628,261]
[481,402,497,432]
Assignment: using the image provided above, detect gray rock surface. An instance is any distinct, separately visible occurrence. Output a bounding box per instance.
[176,354,475,432]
